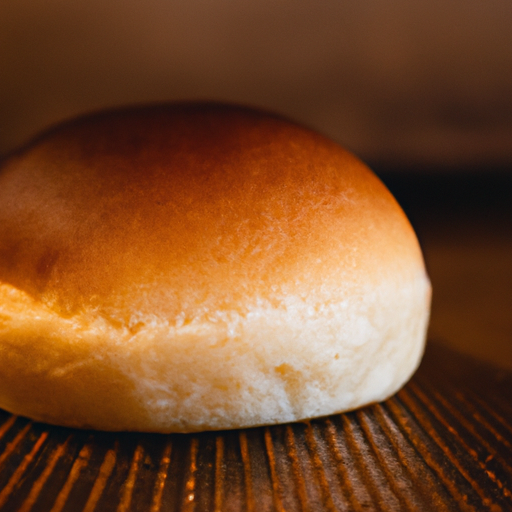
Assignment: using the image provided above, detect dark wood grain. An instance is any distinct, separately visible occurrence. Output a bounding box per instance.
[0,342,510,511]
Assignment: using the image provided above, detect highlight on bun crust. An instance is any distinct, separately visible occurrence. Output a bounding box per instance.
[0,103,431,432]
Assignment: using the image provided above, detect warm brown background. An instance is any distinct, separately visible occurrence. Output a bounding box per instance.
[2,0,512,165]
[1,0,512,369]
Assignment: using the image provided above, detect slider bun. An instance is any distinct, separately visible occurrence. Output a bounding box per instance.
[0,103,431,432]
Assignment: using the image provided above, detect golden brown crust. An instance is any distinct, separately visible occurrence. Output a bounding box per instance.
[0,103,421,324]
[0,103,430,432]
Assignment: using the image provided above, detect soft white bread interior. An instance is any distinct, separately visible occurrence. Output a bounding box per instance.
[0,103,431,432]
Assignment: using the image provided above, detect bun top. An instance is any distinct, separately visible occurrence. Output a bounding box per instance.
[0,103,424,326]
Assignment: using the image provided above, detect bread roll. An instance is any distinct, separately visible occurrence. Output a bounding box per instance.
[0,103,430,432]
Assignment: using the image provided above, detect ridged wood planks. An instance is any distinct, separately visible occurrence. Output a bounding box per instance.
[0,343,510,511]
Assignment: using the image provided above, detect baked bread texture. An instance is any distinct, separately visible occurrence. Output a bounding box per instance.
[0,103,431,432]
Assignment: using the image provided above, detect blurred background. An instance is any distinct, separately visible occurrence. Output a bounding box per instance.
[1,0,511,368]
[2,0,512,166]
